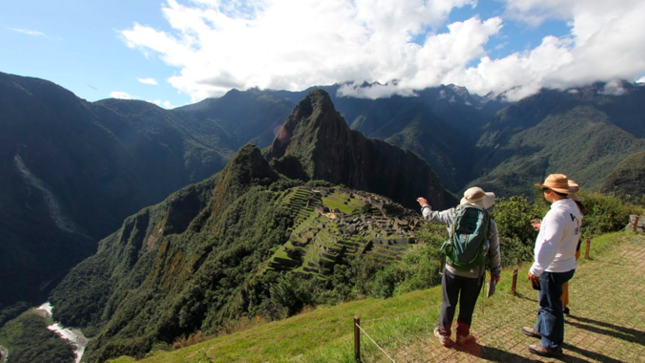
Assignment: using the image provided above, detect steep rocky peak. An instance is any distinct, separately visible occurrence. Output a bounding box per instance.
[220,143,278,186]
[269,89,348,159]
[213,143,278,211]
[291,89,345,131]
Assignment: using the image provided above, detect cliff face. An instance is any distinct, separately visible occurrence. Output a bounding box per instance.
[267,89,457,210]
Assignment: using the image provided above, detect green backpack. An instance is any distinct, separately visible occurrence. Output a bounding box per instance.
[442,205,490,272]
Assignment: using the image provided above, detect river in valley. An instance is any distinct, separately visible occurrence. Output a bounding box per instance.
[35,303,88,363]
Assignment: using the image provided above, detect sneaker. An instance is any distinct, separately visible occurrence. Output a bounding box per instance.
[434,328,451,347]
[527,343,563,357]
[456,334,475,345]
[521,327,541,339]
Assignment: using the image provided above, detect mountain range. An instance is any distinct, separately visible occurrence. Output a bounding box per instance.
[1,71,644,362]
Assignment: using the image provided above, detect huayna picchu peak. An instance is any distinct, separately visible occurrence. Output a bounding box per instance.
[267,89,457,210]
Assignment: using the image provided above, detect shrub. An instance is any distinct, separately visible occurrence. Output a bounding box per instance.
[172,331,204,350]
[580,192,643,236]
[269,274,314,318]
[490,195,546,266]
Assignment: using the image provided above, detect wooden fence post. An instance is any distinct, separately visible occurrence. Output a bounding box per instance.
[634,216,640,233]
[511,268,518,296]
[354,317,361,362]
[584,237,591,259]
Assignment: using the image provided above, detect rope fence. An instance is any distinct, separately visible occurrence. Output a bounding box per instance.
[354,302,444,362]
[354,318,396,362]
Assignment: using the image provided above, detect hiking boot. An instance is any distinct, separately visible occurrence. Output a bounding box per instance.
[456,334,475,345]
[527,343,563,357]
[434,328,451,347]
[521,327,541,339]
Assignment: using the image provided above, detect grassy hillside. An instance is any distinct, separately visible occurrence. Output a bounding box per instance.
[108,231,644,363]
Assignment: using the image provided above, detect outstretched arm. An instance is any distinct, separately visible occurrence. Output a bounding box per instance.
[416,197,455,227]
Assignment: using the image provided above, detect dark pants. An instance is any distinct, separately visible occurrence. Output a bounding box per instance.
[535,269,575,348]
[438,270,483,337]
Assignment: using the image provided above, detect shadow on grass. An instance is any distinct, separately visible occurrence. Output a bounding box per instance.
[454,342,543,362]
[515,292,538,303]
[561,343,626,363]
[454,342,627,363]
[566,316,645,347]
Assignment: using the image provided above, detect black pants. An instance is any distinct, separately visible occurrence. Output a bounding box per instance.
[438,269,483,337]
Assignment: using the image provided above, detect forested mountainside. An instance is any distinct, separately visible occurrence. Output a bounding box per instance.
[0,72,292,319]
[600,150,645,199]
[0,73,222,316]
[471,82,645,196]
[50,125,448,362]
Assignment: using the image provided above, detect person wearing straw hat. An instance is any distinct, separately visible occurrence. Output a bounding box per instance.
[522,174,582,358]
[417,187,501,347]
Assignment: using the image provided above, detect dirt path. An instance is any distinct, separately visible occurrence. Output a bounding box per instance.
[389,235,645,363]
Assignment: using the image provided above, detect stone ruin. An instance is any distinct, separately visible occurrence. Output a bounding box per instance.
[269,186,426,276]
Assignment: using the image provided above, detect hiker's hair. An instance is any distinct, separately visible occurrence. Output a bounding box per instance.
[554,190,568,197]
[530,219,541,224]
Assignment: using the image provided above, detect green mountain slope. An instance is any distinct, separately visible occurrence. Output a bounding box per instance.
[49,144,429,362]
[0,72,223,313]
[472,84,645,196]
[173,88,294,150]
[0,73,291,318]
[600,150,645,199]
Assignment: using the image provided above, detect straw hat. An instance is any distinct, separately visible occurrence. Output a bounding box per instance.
[535,174,579,194]
[460,186,495,209]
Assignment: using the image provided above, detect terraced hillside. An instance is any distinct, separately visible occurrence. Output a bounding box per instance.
[266,186,422,278]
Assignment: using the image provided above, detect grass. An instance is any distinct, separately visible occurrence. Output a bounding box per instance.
[108,232,644,363]
[108,288,442,363]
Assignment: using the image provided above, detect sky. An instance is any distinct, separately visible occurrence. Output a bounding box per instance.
[2,0,645,109]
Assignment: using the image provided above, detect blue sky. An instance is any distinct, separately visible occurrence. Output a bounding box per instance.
[2,0,645,108]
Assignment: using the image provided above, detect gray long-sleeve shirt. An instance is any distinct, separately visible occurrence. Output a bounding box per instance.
[421,205,502,279]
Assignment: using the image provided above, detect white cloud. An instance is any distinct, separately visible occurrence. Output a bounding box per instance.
[121,0,645,102]
[600,80,627,96]
[137,77,158,85]
[9,27,45,36]
[149,99,180,109]
[110,91,132,99]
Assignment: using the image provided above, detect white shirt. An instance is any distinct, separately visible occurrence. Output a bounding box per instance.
[530,198,583,277]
